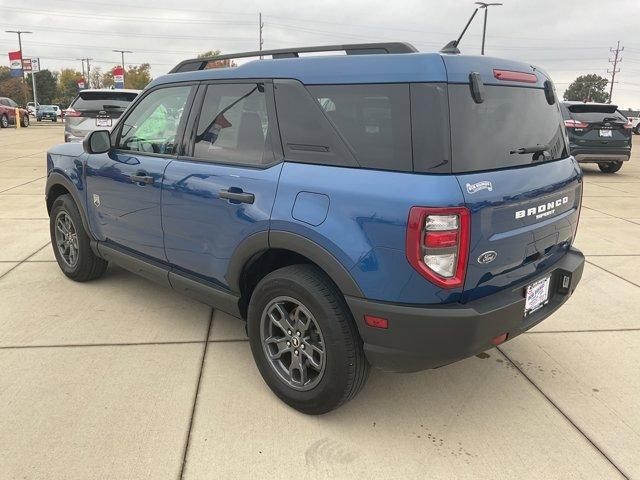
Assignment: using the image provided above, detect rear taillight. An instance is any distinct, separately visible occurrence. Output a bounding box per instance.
[406,207,470,289]
[623,119,633,129]
[64,108,82,117]
[564,119,588,129]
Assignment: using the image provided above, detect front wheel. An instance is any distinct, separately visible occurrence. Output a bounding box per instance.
[598,161,623,173]
[0,114,7,128]
[21,115,29,127]
[50,194,108,282]
[247,264,369,414]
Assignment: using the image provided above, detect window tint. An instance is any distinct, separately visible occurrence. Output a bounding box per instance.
[6,98,17,107]
[0,99,8,106]
[71,91,138,112]
[448,85,568,172]
[565,104,627,123]
[308,84,412,171]
[117,86,191,155]
[193,83,271,166]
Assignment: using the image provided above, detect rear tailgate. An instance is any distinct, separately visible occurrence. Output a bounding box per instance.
[442,55,582,302]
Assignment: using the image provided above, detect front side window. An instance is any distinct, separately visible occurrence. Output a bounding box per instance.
[193,83,271,166]
[117,86,191,155]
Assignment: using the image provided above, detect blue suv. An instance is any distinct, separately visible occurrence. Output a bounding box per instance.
[45,43,584,414]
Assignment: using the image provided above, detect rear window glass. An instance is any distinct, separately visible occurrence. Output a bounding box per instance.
[71,91,138,111]
[308,84,412,172]
[448,85,568,172]
[565,104,627,123]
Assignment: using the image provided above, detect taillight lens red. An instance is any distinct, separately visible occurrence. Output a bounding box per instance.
[406,207,470,289]
[623,119,633,129]
[493,69,537,83]
[64,108,82,117]
[564,119,588,129]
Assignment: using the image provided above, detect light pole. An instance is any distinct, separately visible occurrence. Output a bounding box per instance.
[475,2,502,55]
[5,30,32,106]
[113,50,132,86]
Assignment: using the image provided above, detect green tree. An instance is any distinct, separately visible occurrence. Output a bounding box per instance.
[26,70,58,105]
[125,63,152,89]
[197,50,236,68]
[53,68,83,107]
[0,66,28,104]
[563,74,609,103]
[102,69,115,88]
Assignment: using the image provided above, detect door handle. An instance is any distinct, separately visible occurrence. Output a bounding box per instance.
[130,174,154,185]
[219,189,255,204]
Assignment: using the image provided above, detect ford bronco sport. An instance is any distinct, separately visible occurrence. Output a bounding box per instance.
[45,43,584,414]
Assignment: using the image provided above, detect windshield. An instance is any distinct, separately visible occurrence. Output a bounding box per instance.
[40,105,55,111]
[448,85,568,172]
[71,91,138,112]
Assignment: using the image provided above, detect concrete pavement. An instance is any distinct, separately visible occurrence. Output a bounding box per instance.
[1,123,638,479]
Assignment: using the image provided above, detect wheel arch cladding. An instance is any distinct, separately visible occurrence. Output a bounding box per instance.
[46,173,92,237]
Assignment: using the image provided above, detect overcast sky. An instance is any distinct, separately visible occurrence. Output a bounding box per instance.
[1,0,639,107]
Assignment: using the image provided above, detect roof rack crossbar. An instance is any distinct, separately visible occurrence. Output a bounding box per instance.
[169,42,418,73]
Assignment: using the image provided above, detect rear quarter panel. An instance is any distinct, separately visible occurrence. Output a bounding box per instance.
[271,162,466,304]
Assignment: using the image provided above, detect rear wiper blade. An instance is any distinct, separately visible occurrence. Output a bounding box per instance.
[509,144,549,155]
[102,104,124,109]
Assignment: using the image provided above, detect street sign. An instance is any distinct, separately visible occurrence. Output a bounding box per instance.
[22,58,32,71]
[113,66,124,89]
[30,58,40,72]
[8,51,22,77]
[77,79,86,90]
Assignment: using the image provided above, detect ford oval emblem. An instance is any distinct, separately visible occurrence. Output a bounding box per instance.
[477,251,497,264]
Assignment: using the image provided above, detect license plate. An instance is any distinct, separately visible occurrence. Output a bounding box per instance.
[599,129,612,137]
[524,275,551,316]
[96,118,112,127]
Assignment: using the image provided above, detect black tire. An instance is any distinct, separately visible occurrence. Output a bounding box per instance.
[247,264,369,415]
[634,124,640,135]
[37,118,41,122]
[0,114,7,128]
[49,194,108,282]
[598,161,623,173]
[53,118,58,122]
[21,115,29,127]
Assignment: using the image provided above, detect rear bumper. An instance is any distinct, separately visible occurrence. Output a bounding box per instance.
[571,146,630,163]
[346,247,585,372]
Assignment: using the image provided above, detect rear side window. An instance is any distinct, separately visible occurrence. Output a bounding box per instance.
[192,83,273,166]
[71,91,138,112]
[308,84,412,172]
[449,85,568,172]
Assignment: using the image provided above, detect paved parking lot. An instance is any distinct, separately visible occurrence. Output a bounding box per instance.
[1,123,638,479]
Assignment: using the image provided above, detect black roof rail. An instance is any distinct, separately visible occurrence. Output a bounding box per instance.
[169,42,418,73]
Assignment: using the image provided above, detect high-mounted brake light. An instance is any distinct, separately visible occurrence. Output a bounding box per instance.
[493,69,537,83]
[564,119,588,129]
[406,207,470,289]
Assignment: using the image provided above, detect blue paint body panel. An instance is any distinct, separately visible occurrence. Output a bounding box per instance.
[161,159,282,288]
[46,50,582,312]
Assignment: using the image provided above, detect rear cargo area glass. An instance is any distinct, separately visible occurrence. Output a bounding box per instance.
[71,92,138,111]
[448,85,568,173]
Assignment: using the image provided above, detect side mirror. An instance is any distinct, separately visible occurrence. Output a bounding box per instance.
[83,130,111,154]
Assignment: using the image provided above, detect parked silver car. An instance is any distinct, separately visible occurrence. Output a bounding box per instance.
[64,89,140,142]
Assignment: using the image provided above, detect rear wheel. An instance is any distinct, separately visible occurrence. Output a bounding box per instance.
[247,264,369,414]
[50,194,108,281]
[598,161,623,173]
[0,114,7,128]
[21,115,29,127]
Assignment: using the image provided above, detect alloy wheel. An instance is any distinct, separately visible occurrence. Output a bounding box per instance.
[54,211,79,268]
[260,296,326,391]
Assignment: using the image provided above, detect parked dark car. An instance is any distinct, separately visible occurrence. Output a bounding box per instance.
[45,43,584,414]
[561,102,632,173]
[37,105,59,122]
[0,96,29,128]
[64,89,140,142]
